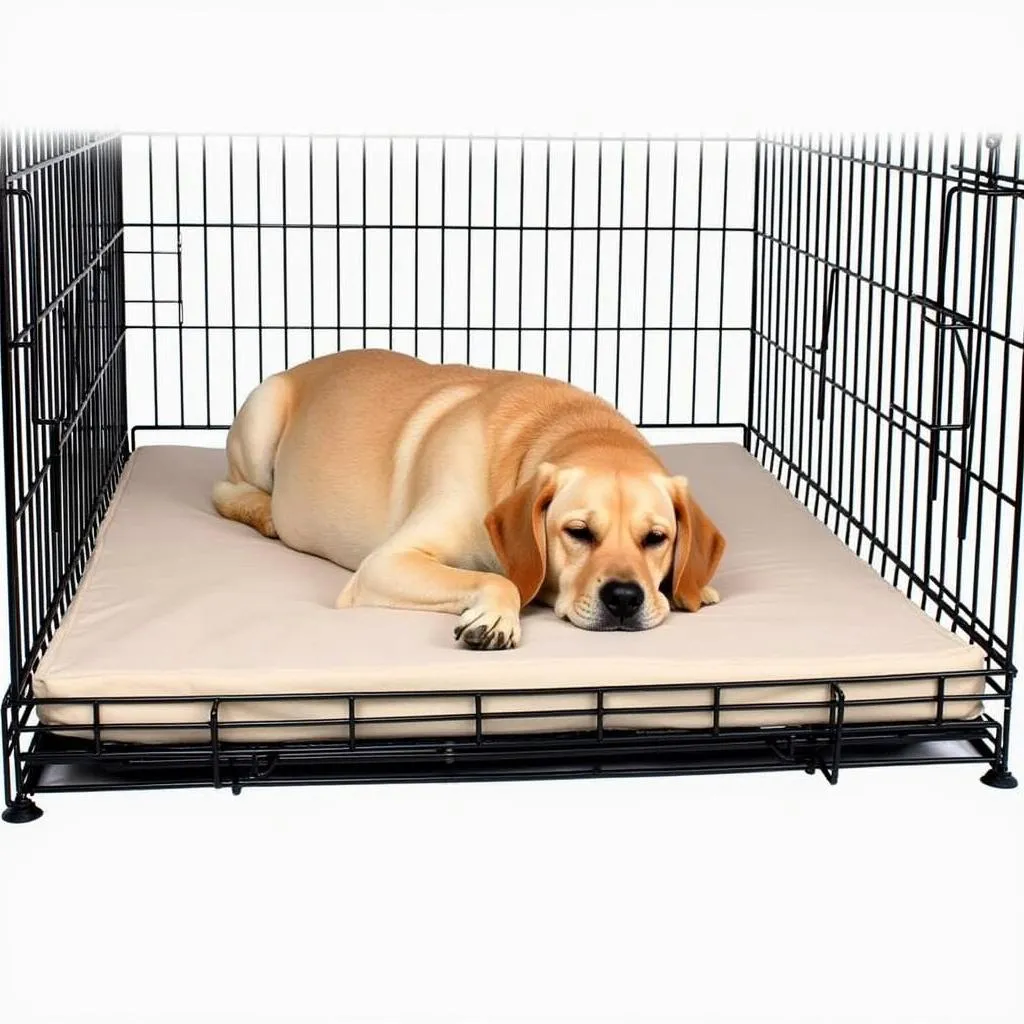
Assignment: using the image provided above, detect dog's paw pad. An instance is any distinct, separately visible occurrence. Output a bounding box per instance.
[458,623,492,649]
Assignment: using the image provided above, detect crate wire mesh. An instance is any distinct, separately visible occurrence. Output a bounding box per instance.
[119,135,755,437]
[752,136,1024,667]
[1,131,1022,817]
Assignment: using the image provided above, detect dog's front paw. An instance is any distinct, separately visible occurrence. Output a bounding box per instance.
[454,586,522,651]
[700,585,720,606]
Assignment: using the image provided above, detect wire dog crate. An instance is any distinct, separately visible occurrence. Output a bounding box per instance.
[1,131,1022,822]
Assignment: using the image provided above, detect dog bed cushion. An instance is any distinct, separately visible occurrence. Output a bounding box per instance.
[33,443,986,743]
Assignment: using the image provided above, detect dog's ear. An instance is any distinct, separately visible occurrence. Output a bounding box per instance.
[484,463,559,607]
[666,476,726,612]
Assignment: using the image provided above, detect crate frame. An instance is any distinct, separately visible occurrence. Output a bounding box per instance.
[1,131,1021,823]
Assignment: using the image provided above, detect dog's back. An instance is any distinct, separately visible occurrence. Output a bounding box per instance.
[219,351,656,565]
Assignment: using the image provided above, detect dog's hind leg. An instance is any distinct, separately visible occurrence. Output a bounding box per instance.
[212,481,278,538]
[212,373,290,537]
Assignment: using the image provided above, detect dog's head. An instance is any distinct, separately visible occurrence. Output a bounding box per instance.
[484,464,725,631]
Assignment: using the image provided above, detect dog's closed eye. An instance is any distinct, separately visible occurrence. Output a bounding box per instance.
[564,524,595,544]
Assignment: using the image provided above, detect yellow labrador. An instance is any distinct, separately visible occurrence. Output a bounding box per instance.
[212,350,725,649]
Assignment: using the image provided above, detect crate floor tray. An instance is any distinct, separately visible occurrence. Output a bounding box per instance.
[33,443,986,744]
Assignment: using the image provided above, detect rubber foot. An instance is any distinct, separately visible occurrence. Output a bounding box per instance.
[2,797,43,824]
[980,767,1018,790]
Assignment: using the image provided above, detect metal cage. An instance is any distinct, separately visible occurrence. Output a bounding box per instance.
[1,131,1021,822]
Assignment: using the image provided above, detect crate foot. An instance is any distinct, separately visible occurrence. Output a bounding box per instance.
[980,767,1018,790]
[2,797,43,824]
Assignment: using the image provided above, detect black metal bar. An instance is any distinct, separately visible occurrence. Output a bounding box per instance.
[490,139,497,365]
[993,137,1023,774]
[335,136,342,351]
[800,135,822,484]
[691,140,704,421]
[593,140,603,395]
[440,137,446,362]
[767,136,783,475]
[639,138,651,419]
[807,266,837,420]
[131,418,751,436]
[1,190,42,427]
[668,139,681,426]
[124,220,754,233]
[779,133,798,484]
[361,137,367,348]
[541,139,550,375]
[282,137,290,366]
[125,132,746,144]
[15,708,1003,752]
[614,140,626,409]
[414,138,420,357]
[567,140,576,384]
[0,137,27,809]
[879,134,908,580]
[174,136,183,423]
[715,143,729,423]
[516,138,524,371]
[855,134,882,559]
[906,137,937,611]
[119,321,750,334]
[821,683,846,784]
[201,137,211,424]
[963,138,1004,551]
[842,135,868,549]
[745,136,761,450]
[256,137,264,379]
[466,138,472,363]
[310,138,316,361]
[229,136,238,412]
[209,699,221,788]
[826,138,848,530]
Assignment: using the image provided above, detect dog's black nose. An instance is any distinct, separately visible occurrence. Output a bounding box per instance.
[599,580,645,620]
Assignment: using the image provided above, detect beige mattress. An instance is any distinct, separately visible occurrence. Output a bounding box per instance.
[34,443,986,744]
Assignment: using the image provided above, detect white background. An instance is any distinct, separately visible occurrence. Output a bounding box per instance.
[1,2,1023,1023]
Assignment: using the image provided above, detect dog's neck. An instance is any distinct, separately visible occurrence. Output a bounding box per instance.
[487,389,665,495]
[520,424,664,483]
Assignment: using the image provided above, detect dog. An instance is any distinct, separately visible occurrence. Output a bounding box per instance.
[212,350,725,650]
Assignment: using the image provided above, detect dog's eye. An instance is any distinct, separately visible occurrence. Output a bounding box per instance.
[642,530,668,548]
[564,524,595,543]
